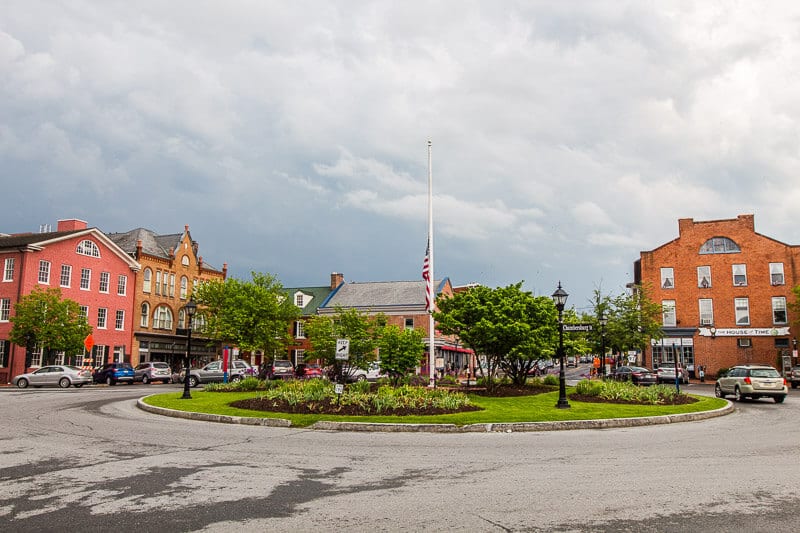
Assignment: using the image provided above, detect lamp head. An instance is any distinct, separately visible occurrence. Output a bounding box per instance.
[551,281,568,311]
[185,298,197,318]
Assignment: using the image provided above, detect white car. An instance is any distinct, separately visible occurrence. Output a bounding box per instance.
[345,362,386,382]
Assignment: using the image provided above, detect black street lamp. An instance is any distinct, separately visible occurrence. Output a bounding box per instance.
[181,298,197,400]
[598,313,608,378]
[552,282,570,409]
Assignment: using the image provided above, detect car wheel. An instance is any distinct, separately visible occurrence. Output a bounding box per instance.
[106,376,115,386]
[189,375,199,388]
[16,378,29,389]
[59,378,71,388]
[714,384,725,398]
[734,387,742,401]
[231,375,242,383]
[356,374,367,382]
[775,395,786,404]
[142,375,150,384]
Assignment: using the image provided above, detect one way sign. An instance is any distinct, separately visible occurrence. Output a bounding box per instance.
[335,339,350,360]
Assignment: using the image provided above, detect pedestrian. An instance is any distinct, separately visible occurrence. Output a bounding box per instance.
[699,365,705,383]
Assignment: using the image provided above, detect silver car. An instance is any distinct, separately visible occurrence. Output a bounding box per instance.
[715,365,788,403]
[134,362,173,384]
[13,365,93,389]
[179,359,253,387]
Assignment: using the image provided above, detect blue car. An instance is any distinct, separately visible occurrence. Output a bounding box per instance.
[93,362,135,385]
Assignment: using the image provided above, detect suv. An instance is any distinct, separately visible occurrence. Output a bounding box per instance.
[181,360,253,388]
[93,362,135,385]
[715,365,787,403]
[134,362,173,384]
[268,360,294,380]
[789,365,800,389]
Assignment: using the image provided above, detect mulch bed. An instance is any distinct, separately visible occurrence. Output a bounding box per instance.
[229,384,697,416]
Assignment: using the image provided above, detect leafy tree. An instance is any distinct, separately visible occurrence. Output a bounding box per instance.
[191,272,300,361]
[9,287,92,365]
[377,324,425,385]
[304,307,385,381]
[434,282,559,389]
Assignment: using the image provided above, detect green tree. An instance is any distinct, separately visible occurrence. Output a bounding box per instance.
[191,272,300,361]
[9,287,92,365]
[377,324,425,385]
[434,282,559,389]
[304,307,384,381]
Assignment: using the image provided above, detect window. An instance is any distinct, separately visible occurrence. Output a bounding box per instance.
[697,266,711,288]
[30,344,42,367]
[193,313,206,333]
[737,338,752,348]
[153,306,173,330]
[143,268,152,293]
[698,299,713,326]
[772,297,787,324]
[155,271,161,295]
[79,305,88,321]
[99,272,110,293]
[97,308,108,329]
[405,317,414,330]
[115,310,125,330]
[38,260,51,284]
[60,264,72,287]
[295,293,304,307]
[140,303,149,327]
[80,268,91,290]
[294,320,305,339]
[117,275,127,296]
[3,258,14,281]
[178,308,186,328]
[162,273,168,296]
[76,240,100,257]
[180,276,188,299]
[699,237,741,254]
[182,255,189,266]
[0,298,10,321]
[662,300,676,327]
[169,274,175,297]
[775,338,790,349]
[113,345,125,363]
[92,345,107,366]
[732,264,747,286]
[770,263,785,286]
[660,267,674,289]
[0,340,7,367]
[735,298,750,325]
[293,349,305,366]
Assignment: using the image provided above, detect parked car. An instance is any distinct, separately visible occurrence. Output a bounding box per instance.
[608,366,657,386]
[656,364,689,384]
[93,362,135,385]
[566,356,578,368]
[177,359,253,387]
[267,360,295,380]
[13,365,93,389]
[788,365,800,389]
[134,361,172,384]
[296,363,324,379]
[342,361,386,382]
[715,365,788,403]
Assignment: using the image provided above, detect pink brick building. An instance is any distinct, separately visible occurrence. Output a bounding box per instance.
[0,219,140,383]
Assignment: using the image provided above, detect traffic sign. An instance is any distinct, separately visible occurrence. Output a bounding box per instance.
[562,323,594,332]
[335,339,350,360]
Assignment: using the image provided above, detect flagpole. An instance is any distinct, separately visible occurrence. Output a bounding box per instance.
[427,139,435,388]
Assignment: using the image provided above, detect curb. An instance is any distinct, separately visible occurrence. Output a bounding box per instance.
[136,397,734,433]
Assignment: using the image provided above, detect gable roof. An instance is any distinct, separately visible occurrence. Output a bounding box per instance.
[283,286,333,316]
[319,278,449,313]
[0,228,141,271]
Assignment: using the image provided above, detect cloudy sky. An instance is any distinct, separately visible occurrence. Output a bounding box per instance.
[3,1,800,311]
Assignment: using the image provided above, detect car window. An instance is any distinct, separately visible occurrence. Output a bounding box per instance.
[153,362,170,369]
[66,365,82,371]
[750,368,780,378]
[206,362,220,370]
[135,364,146,370]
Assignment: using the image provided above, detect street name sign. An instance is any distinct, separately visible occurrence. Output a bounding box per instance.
[562,323,594,332]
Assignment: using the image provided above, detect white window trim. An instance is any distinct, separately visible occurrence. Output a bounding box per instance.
[80,268,91,291]
[3,258,14,282]
[99,272,110,293]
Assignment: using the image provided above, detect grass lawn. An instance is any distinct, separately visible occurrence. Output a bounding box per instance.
[141,388,728,428]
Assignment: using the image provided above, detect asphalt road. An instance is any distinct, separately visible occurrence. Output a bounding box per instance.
[2,381,800,532]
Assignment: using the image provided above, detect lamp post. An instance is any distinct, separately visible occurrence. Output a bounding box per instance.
[181,298,197,400]
[598,313,608,378]
[552,282,570,409]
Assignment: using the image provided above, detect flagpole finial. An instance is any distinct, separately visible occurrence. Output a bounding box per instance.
[427,139,432,146]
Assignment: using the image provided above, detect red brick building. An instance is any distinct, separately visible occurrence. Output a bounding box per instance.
[634,214,799,377]
[0,219,140,383]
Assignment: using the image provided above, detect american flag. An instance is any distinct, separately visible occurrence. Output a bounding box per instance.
[422,239,432,312]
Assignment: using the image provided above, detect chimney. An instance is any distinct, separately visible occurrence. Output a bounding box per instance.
[136,239,143,260]
[57,219,89,231]
[331,272,344,290]
[222,263,228,280]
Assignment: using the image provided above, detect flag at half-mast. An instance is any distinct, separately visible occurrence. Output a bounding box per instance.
[422,238,433,312]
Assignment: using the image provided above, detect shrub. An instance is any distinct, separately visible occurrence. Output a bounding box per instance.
[575,379,602,396]
[542,374,559,387]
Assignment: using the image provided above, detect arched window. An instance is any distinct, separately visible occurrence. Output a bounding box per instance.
[153,306,173,330]
[699,237,741,254]
[140,303,150,327]
[76,240,101,257]
[180,276,188,299]
[193,313,206,333]
[178,308,186,329]
[182,255,190,266]
[143,268,152,293]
